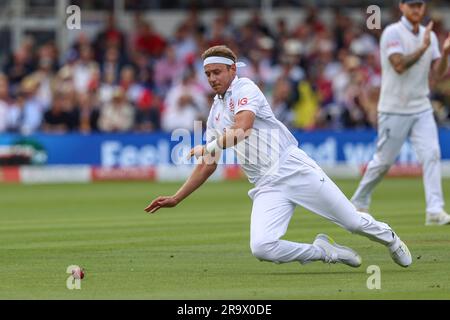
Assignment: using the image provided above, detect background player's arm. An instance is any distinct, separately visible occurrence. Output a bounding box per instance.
[389,22,433,74]
[389,50,427,74]
[432,32,450,79]
[144,155,218,214]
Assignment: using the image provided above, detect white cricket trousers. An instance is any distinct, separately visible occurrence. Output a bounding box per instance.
[248,146,396,264]
[351,109,444,214]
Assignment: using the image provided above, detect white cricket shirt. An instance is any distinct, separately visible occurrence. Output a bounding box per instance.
[206,76,298,184]
[378,16,441,114]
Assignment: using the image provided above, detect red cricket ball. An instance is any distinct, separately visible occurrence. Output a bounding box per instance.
[72,266,85,280]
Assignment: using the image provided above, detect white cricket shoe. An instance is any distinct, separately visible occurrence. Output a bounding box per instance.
[388,236,412,268]
[425,211,450,226]
[313,234,362,268]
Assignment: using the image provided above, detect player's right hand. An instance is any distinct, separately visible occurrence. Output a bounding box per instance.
[423,21,433,49]
[144,196,178,214]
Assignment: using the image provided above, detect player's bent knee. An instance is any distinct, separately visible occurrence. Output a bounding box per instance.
[250,240,278,262]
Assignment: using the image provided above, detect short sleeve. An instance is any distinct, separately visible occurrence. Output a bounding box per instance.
[431,32,442,61]
[382,27,405,57]
[233,82,261,116]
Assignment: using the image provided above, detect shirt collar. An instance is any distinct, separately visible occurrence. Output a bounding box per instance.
[401,16,419,34]
[214,76,239,101]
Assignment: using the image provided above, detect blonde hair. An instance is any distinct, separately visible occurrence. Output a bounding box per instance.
[201,45,237,63]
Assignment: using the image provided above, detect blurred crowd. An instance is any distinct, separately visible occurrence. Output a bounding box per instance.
[1,7,450,135]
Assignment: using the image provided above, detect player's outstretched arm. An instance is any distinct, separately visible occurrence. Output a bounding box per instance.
[144,157,218,214]
[389,21,433,74]
[147,110,255,214]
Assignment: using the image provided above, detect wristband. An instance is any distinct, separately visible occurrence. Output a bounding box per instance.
[205,139,220,154]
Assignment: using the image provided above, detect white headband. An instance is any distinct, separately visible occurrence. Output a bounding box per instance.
[203,56,246,68]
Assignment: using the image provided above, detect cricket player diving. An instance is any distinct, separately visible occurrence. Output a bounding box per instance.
[145,45,413,269]
[351,0,450,226]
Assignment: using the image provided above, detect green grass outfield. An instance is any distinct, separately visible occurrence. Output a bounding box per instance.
[0,178,449,299]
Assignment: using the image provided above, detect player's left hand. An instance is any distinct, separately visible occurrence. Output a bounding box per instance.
[187,145,206,160]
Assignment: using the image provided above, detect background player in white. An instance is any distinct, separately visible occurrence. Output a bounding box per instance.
[351,0,450,226]
[145,45,412,268]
